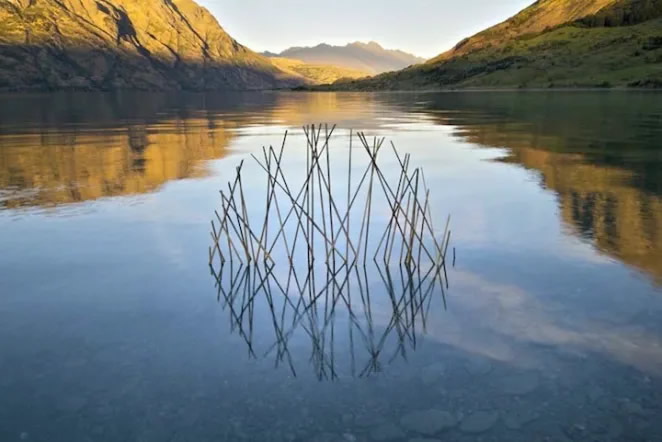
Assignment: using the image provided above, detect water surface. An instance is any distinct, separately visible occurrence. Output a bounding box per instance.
[1,91,661,441]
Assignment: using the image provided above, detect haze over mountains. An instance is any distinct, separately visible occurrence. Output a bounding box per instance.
[263,42,425,74]
[322,0,662,90]
[0,0,301,91]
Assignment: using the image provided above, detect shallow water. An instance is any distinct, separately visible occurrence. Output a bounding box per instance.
[1,91,662,441]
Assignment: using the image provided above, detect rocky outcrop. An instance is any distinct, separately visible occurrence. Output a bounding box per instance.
[0,0,301,91]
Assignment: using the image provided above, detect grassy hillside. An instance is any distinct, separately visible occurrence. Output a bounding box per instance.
[269,57,368,84]
[429,0,618,63]
[319,0,662,90]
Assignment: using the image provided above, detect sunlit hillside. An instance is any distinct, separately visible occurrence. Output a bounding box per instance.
[0,0,301,90]
[429,0,620,62]
[322,0,662,90]
[268,57,369,85]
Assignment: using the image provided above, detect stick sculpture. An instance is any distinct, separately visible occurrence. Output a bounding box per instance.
[209,125,451,379]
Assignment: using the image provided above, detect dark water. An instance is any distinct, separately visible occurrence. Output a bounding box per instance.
[1,91,662,442]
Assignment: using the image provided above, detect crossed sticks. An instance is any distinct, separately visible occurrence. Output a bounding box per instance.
[209,125,452,379]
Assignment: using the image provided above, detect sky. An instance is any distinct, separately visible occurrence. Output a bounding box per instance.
[197,0,534,59]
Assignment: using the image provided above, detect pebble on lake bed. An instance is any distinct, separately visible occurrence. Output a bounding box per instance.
[400,409,456,435]
[496,372,540,395]
[503,409,539,430]
[460,411,499,433]
[420,362,447,385]
[370,423,406,441]
[464,358,493,376]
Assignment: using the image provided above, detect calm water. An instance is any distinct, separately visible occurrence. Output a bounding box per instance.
[1,91,662,442]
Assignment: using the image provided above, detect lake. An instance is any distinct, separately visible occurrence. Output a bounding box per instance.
[1,91,661,441]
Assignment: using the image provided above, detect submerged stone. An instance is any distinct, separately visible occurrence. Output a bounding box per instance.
[421,362,447,385]
[460,411,499,434]
[312,433,347,442]
[56,396,88,412]
[370,423,406,441]
[400,409,456,435]
[621,400,646,416]
[504,409,539,430]
[606,421,625,439]
[586,384,606,402]
[464,358,493,376]
[497,372,540,395]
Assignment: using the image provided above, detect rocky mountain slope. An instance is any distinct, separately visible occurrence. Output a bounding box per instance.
[320,0,662,90]
[0,0,301,91]
[267,41,425,74]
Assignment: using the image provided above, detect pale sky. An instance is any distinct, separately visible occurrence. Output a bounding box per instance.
[197,0,534,59]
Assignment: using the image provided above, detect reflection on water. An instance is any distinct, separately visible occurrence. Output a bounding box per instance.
[509,147,662,283]
[0,92,391,210]
[209,127,452,379]
[214,259,447,380]
[0,123,233,209]
[0,93,259,209]
[404,92,662,283]
[2,91,660,281]
[1,91,662,441]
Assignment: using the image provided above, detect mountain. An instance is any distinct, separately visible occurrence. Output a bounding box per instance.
[266,41,425,74]
[268,57,368,84]
[0,0,301,91]
[320,0,662,90]
[429,0,620,63]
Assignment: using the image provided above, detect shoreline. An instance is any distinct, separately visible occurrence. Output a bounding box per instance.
[1,86,662,96]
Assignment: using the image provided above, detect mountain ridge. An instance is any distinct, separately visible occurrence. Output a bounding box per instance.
[265,41,425,74]
[0,0,302,91]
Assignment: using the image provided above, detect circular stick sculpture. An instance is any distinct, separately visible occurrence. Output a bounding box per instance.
[209,125,452,379]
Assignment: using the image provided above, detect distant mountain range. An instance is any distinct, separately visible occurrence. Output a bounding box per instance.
[2,0,660,91]
[264,42,425,74]
[0,0,301,91]
[319,0,662,90]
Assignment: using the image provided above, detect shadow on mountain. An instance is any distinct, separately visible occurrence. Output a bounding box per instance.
[0,44,299,92]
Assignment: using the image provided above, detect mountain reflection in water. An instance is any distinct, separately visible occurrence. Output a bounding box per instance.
[1,91,661,283]
[405,92,662,283]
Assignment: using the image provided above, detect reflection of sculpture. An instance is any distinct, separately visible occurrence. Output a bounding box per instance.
[210,258,447,379]
[208,126,452,378]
